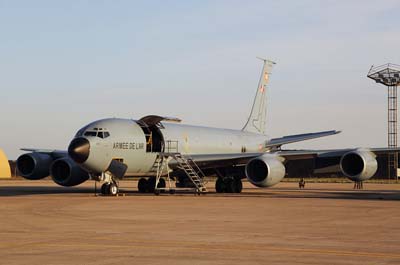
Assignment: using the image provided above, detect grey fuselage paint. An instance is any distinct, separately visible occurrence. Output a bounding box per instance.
[75,118,269,176]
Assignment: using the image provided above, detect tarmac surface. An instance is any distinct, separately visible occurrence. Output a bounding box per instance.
[0,180,399,265]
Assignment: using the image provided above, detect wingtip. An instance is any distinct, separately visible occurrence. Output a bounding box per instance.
[325,130,341,134]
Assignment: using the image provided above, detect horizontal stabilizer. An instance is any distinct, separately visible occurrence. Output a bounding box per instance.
[266,130,341,148]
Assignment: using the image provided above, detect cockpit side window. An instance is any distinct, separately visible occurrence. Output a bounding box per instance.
[75,128,85,137]
[84,130,111,138]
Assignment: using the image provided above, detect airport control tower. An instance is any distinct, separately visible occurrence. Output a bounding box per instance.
[368,63,400,180]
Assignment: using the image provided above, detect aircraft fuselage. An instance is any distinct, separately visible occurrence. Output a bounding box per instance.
[70,118,268,176]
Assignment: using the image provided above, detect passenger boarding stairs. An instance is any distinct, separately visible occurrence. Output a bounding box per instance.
[153,141,207,194]
[171,153,207,192]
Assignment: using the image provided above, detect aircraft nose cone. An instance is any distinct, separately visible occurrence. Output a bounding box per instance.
[68,137,90,163]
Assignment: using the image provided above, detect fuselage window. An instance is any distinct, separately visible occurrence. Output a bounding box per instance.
[104,131,110,138]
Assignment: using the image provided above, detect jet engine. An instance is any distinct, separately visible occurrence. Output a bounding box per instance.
[17,153,53,180]
[50,157,90,187]
[340,149,378,181]
[245,154,286,187]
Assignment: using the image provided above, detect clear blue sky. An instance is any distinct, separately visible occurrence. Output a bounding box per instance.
[1,0,400,159]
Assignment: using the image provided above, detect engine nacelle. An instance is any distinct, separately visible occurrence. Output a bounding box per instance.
[17,153,53,180]
[245,154,286,187]
[340,149,378,181]
[50,157,90,187]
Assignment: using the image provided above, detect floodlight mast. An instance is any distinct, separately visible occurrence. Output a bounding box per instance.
[368,63,400,181]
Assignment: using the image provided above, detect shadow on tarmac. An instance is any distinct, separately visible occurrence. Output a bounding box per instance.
[235,189,400,201]
[0,184,399,201]
[0,185,95,196]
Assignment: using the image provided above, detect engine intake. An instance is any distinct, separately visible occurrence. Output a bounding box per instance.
[17,153,53,180]
[340,149,377,181]
[245,155,285,187]
[50,158,90,187]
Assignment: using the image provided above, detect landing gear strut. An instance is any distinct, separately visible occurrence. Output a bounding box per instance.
[215,177,242,193]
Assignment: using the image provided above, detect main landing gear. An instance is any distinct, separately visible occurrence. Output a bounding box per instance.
[215,177,243,193]
[138,177,166,193]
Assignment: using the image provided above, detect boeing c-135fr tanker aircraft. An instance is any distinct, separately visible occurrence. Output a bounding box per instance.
[17,58,391,195]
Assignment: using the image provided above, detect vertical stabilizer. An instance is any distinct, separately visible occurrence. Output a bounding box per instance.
[242,58,276,134]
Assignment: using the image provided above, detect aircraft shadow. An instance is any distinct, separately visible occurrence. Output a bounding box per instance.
[119,187,400,201]
[0,185,95,197]
[0,185,399,201]
[233,189,400,201]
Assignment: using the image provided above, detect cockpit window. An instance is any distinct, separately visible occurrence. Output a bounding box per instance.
[98,131,110,139]
[84,131,97,137]
[83,129,110,139]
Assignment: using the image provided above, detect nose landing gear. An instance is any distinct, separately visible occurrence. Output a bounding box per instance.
[94,172,120,196]
[100,182,119,196]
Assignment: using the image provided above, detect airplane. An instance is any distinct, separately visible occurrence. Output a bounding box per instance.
[16,58,390,195]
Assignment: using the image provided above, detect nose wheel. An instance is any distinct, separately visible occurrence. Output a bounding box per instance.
[100,182,119,196]
[96,172,121,196]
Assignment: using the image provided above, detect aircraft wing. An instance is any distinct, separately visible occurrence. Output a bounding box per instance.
[184,130,342,168]
[184,153,263,168]
[186,147,400,170]
[20,148,67,159]
[277,147,400,158]
[266,130,341,148]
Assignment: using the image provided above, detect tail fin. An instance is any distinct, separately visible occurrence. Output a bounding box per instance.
[242,58,276,134]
